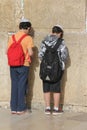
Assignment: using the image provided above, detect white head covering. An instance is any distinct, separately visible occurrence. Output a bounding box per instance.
[20,17,30,23]
[55,24,63,30]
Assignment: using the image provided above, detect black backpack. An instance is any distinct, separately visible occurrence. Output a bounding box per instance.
[39,38,63,82]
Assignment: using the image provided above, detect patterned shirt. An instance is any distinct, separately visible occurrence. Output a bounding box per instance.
[38,35,68,70]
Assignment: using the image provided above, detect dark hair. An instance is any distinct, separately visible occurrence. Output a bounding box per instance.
[52,26,63,38]
[19,22,31,29]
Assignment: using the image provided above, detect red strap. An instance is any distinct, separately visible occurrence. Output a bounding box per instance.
[12,35,16,42]
[25,50,31,63]
[12,34,27,43]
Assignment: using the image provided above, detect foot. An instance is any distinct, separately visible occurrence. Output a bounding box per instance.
[11,111,17,114]
[45,108,51,115]
[52,109,63,115]
[17,110,26,115]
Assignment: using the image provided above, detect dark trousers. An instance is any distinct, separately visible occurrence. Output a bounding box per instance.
[10,66,29,111]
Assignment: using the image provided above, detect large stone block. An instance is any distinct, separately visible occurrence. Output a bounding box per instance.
[0,75,10,101]
[0,0,87,112]
[25,0,85,31]
[64,33,87,106]
[0,0,15,32]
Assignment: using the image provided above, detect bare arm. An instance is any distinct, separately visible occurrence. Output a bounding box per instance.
[28,48,33,56]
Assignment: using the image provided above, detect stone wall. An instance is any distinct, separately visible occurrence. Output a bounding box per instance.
[0,0,87,112]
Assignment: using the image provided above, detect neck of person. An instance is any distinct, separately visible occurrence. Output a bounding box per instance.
[20,29,28,34]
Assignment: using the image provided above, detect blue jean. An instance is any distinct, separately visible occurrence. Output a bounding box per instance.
[10,66,29,112]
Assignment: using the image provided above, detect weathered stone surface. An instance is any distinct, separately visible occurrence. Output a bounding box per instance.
[0,0,15,32]
[0,0,87,112]
[25,0,85,31]
[0,75,10,101]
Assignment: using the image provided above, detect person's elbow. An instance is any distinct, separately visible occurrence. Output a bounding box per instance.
[28,48,33,56]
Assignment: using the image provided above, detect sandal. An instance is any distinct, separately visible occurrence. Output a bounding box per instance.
[17,111,26,115]
[11,111,17,114]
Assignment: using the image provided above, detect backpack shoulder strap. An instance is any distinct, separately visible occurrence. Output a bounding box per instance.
[12,35,16,42]
[12,34,28,43]
[43,38,63,50]
[43,40,53,50]
[18,34,28,43]
[53,38,63,50]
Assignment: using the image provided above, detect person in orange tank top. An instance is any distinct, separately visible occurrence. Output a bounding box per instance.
[7,18,34,115]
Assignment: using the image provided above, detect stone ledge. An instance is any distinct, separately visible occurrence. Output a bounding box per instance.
[1,102,87,113]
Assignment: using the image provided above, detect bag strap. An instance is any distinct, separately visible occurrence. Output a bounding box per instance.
[43,42,49,49]
[53,38,63,50]
[43,38,63,50]
[12,35,16,42]
[12,34,28,43]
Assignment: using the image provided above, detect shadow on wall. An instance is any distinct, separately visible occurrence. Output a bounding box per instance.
[26,46,39,109]
[60,49,71,110]
[28,27,35,38]
[26,27,39,109]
